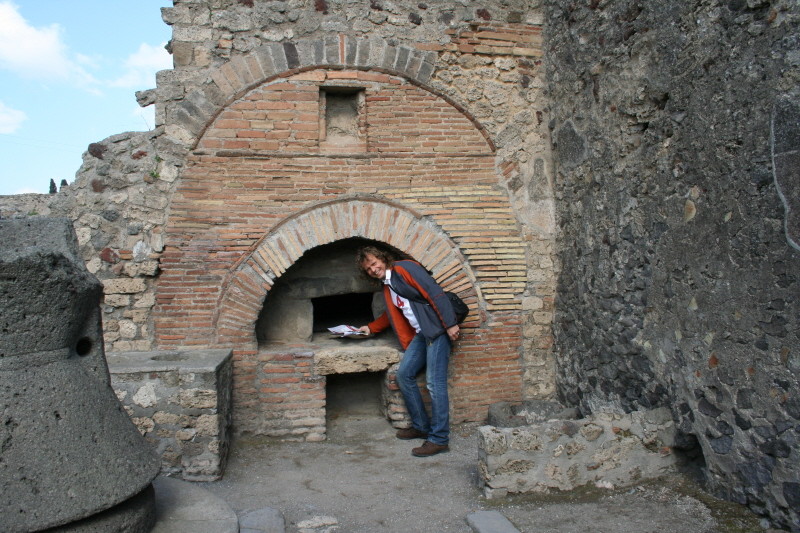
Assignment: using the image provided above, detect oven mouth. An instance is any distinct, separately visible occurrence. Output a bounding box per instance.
[312,292,375,333]
[254,238,400,347]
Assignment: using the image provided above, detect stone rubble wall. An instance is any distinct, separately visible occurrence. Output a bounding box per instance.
[108,349,234,481]
[382,363,412,429]
[477,408,679,498]
[544,0,800,529]
[0,193,53,218]
[0,130,189,355]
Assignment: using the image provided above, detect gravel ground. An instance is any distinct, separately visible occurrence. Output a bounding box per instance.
[199,407,772,533]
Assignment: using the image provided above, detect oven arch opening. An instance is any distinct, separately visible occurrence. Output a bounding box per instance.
[255,237,405,346]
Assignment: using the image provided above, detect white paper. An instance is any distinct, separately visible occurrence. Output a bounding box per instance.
[328,325,366,337]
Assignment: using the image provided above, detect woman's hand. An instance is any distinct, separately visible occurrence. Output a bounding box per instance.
[357,325,371,335]
[446,325,460,341]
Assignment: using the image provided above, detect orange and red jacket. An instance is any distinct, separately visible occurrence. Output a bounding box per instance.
[367,260,457,350]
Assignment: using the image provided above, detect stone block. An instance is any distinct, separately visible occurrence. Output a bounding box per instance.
[178,388,218,409]
[103,277,147,294]
[171,41,194,67]
[172,26,213,42]
[109,349,233,481]
[478,408,679,497]
[466,510,521,533]
[239,507,286,532]
[173,98,210,136]
[295,38,317,68]
[267,41,288,72]
[104,293,132,307]
[314,345,401,375]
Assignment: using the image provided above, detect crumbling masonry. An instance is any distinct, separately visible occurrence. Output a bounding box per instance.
[0,0,797,530]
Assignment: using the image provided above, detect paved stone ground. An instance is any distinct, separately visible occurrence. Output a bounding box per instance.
[197,402,777,533]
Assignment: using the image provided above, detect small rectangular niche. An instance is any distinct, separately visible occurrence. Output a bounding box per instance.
[320,86,366,153]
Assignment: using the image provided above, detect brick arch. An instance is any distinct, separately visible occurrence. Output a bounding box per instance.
[169,35,494,151]
[213,198,483,346]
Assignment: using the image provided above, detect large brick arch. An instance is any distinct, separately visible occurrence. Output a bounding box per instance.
[213,197,482,346]
[156,37,530,424]
[167,35,494,150]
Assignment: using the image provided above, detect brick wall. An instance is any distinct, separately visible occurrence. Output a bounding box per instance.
[235,347,326,440]
[154,68,526,434]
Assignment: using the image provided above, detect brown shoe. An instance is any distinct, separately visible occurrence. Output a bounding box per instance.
[412,440,450,457]
[396,427,428,440]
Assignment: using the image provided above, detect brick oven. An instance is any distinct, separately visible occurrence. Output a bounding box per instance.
[152,66,529,439]
[4,0,797,527]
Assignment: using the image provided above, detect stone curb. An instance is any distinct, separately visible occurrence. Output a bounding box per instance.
[151,476,238,533]
[467,510,521,533]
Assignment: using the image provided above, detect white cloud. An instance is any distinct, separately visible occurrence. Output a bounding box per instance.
[128,42,172,71]
[129,103,156,131]
[0,100,26,133]
[109,42,172,89]
[0,2,95,85]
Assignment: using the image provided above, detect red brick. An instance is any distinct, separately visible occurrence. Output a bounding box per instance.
[155,69,530,432]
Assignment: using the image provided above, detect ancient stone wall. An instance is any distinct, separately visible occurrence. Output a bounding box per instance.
[0,130,190,355]
[0,0,556,406]
[154,0,556,404]
[1,0,797,528]
[544,0,799,529]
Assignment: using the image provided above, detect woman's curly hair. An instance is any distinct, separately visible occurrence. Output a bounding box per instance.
[355,245,394,274]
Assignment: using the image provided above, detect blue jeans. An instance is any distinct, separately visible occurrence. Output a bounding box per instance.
[396,333,451,445]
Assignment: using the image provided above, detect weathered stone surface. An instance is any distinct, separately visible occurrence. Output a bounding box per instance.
[150,476,238,533]
[466,510,521,533]
[772,96,800,250]
[108,349,233,481]
[0,192,52,217]
[478,409,679,497]
[315,345,401,375]
[40,486,156,533]
[238,506,286,532]
[546,0,800,528]
[0,218,159,531]
[488,399,579,427]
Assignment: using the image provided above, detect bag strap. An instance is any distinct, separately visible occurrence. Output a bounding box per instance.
[389,279,426,304]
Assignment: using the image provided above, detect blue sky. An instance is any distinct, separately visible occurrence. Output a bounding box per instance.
[0,1,173,195]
